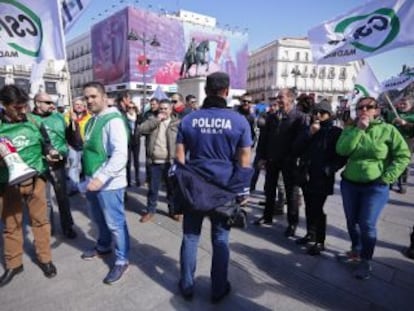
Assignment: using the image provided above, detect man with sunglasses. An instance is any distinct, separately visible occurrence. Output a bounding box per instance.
[185,94,199,112]
[237,93,256,146]
[171,93,188,119]
[336,96,410,280]
[31,91,77,239]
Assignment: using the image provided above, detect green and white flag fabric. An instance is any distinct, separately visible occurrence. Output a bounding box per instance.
[0,0,66,65]
[308,0,414,64]
[348,63,381,119]
[352,63,381,100]
[381,67,414,91]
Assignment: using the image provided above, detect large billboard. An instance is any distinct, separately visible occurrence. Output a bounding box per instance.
[91,9,130,85]
[92,7,248,89]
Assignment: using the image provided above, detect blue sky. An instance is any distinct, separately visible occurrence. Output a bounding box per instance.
[67,0,414,81]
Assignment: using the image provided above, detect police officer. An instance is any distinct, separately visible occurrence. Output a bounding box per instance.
[176,72,252,303]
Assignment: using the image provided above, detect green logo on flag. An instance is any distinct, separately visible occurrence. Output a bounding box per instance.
[332,8,400,53]
[0,0,43,57]
[354,84,370,97]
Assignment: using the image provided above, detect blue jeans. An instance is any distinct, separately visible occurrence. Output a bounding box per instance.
[86,188,130,265]
[67,146,82,193]
[340,179,389,260]
[147,163,174,214]
[180,211,230,297]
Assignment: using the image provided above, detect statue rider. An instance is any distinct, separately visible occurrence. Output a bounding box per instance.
[187,38,197,65]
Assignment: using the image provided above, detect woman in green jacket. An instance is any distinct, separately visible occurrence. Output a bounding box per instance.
[336,97,410,280]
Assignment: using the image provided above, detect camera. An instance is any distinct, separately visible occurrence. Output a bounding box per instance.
[226,208,247,229]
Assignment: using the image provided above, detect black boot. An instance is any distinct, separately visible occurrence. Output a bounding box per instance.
[284,225,296,237]
[0,265,24,287]
[405,226,414,259]
[307,243,325,256]
[295,234,314,245]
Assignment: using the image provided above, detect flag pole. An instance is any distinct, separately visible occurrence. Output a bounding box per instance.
[384,92,400,119]
[63,63,76,131]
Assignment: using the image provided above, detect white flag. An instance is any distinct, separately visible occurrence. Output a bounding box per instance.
[381,67,414,91]
[346,63,381,119]
[308,0,414,64]
[0,0,66,65]
[61,0,92,33]
[29,61,48,95]
[352,63,382,100]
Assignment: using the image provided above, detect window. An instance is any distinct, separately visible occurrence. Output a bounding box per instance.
[328,67,335,79]
[295,51,300,61]
[339,67,347,79]
[310,66,317,78]
[319,67,326,79]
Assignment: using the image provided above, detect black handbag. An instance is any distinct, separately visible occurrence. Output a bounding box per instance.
[214,201,247,229]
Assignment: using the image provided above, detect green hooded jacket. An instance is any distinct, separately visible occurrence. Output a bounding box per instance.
[336,119,411,184]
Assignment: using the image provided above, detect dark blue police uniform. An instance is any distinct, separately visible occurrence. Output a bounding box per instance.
[178,100,252,301]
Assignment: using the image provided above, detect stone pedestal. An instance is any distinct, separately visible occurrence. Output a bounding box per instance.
[176,76,206,106]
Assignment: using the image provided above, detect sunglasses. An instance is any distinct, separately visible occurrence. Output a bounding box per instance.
[38,100,54,105]
[242,100,252,104]
[171,100,178,104]
[356,104,377,111]
[313,109,329,115]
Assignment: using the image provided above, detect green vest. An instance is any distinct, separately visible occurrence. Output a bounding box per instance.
[0,120,47,183]
[83,112,126,177]
[29,112,68,156]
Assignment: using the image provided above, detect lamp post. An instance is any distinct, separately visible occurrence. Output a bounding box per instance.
[127,29,160,108]
[291,67,301,89]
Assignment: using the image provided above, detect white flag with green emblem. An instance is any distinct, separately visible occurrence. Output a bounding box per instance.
[308,0,414,64]
[347,63,381,119]
[350,63,382,106]
[0,0,66,65]
[381,67,414,91]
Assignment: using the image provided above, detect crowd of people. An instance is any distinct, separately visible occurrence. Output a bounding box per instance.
[0,74,413,302]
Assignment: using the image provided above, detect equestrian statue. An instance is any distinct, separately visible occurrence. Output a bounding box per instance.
[180,38,210,78]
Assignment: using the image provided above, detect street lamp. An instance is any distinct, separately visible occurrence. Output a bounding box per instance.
[127,29,160,108]
[291,67,301,89]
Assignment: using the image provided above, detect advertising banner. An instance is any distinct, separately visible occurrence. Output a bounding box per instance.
[92,7,248,89]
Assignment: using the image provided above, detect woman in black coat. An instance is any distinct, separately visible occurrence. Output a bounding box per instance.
[293,100,346,255]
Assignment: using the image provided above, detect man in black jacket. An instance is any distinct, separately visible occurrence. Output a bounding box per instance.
[254,88,308,237]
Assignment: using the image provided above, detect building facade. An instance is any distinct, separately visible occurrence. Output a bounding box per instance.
[0,62,70,107]
[66,33,93,98]
[247,37,363,104]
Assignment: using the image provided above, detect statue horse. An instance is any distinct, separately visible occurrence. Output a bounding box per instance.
[180,40,210,78]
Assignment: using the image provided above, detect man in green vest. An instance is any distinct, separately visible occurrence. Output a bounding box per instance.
[0,85,57,287]
[80,81,130,285]
[30,91,77,239]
